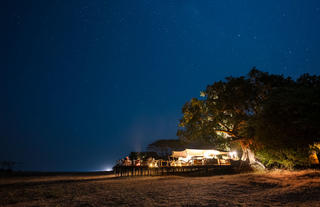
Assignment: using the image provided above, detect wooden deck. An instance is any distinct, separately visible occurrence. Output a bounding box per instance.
[113,165,236,177]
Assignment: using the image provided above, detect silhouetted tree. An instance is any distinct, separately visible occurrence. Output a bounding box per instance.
[0,161,17,172]
[147,139,185,158]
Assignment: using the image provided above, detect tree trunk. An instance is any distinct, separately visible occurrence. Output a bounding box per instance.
[241,148,256,164]
[240,144,265,170]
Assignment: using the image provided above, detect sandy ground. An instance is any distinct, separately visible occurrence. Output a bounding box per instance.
[1,170,320,207]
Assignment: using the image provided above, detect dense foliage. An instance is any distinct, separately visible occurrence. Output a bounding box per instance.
[177,68,320,168]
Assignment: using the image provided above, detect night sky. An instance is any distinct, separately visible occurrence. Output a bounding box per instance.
[2,0,320,171]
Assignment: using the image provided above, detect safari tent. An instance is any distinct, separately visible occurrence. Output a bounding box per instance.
[171,149,238,162]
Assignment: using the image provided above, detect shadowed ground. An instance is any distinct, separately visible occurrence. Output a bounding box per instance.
[1,170,320,207]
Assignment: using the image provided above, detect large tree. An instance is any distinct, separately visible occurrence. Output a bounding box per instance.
[253,74,320,168]
[177,68,320,168]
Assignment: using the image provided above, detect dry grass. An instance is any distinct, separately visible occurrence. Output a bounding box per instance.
[1,170,320,207]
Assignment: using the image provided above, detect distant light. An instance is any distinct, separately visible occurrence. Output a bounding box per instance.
[105,167,113,171]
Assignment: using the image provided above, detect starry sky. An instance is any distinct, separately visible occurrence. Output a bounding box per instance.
[2,0,320,171]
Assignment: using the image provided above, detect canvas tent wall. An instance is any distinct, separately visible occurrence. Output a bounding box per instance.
[172,149,228,159]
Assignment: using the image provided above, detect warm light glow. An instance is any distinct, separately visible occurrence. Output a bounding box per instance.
[229,151,238,159]
[172,148,238,164]
[179,156,191,162]
[204,150,220,158]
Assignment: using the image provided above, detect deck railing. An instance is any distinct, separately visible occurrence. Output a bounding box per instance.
[113,164,236,177]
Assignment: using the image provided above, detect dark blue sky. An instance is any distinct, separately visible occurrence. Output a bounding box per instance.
[2,0,320,171]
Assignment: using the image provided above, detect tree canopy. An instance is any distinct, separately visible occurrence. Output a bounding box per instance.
[177,68,320,168]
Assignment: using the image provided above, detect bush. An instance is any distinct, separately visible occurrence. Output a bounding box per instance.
[255,146,311,169]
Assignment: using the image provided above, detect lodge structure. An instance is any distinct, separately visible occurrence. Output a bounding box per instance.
[113,148,240,176]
